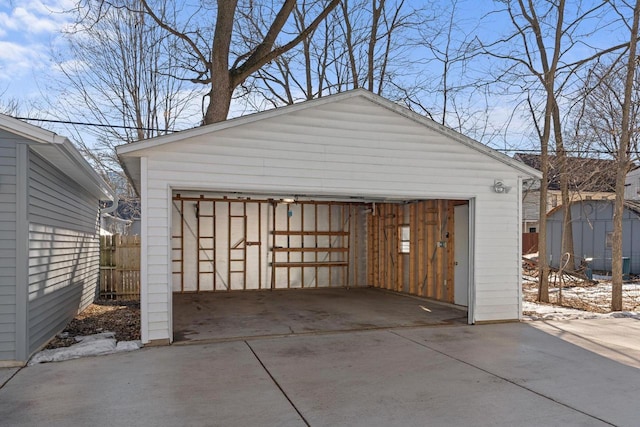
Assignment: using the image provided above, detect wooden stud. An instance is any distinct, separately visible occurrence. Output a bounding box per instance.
[352,205,357,289]
[409,203,416,295]
[396,204,404,292]
[446,201,456,303]
[213,201,217,291]
[301,202,305,288]
[271,202,277,290]
[180,199,184,293]
[426,201,434,298]
[258,202,262,290]
[417,202,426,297]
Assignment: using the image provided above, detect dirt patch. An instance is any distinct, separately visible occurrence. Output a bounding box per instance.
[46,300,140,349]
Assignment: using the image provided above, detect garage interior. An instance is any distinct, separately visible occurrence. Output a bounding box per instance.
[172,192,470,342]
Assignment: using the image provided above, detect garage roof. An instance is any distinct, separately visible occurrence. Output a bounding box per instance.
[117,89,542,193]
[0,114,115,201]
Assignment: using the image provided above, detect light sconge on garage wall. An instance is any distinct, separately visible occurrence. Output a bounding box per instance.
[492,179,511,194]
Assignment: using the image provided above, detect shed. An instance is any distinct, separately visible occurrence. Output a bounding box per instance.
[0,114,114,366]
[547,199,640,274]
[117,89,541,345]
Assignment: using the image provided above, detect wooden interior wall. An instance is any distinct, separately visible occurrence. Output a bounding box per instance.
[172,195,363,292]
[367,200,456,303]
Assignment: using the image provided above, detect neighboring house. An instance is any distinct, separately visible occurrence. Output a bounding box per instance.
[0,114,115,366]
[547,199,640,275]
[117,89,540,345]
[515,154,617,233]
[100,199,141,235]
[625,166,640,200]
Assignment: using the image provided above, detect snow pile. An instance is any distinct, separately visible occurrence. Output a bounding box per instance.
[29,332,142,365]
[522,301,640,321]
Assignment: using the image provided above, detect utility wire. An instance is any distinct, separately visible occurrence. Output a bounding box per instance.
[9,116,636,156]
[11,116,178,133]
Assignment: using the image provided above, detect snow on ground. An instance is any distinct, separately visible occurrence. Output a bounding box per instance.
[522,301,640,321]
[522,278,640,321]
[29,332,142,365]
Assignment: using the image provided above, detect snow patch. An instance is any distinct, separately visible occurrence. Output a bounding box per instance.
[523,301,640,321]
[29,332,141,365]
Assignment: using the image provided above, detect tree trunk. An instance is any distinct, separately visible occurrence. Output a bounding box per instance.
[612,0,640,311]
[203,0,237,124]
[537,135,550,302]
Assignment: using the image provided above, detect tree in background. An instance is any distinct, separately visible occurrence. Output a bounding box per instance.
[130,0,340,124]
[482,0,628,302]
[241,0,417,109]
[610,0,640,310]
[53,0,200,196]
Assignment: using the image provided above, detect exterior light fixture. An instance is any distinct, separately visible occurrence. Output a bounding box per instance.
[492,179,511,194]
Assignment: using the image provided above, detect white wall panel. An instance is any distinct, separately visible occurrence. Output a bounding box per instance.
[131,95,531,341]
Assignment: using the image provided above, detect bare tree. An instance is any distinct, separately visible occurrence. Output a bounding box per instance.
[55,0,200,196]
[243,0,417,108]
[483,0,628,302]
[122,0,340,124]
[611,0,640,310]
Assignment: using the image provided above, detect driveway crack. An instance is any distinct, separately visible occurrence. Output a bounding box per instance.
[245,341,310,427]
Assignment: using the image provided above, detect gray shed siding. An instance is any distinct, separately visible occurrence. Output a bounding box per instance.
[27,152,100,354]
[547,201,640,274]
[0,136,17,360]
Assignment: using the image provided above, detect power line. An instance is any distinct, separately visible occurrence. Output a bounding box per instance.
[8,116,636,156]
[12,116,178,133]
[496,148,614,154]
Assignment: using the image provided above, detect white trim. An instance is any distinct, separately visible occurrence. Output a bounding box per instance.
[166,184,173,343]
[0,114,66,145]
[140,157,149,343]
[15,143,28,361]
[163,181,480,202]
[467,197,476,324]
[0,114,115,202]
[517,177,523,320]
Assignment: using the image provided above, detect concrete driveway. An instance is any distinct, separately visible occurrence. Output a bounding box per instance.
[1,319,639,427]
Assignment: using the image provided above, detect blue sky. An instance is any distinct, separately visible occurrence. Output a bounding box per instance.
[0,0,73,103]
[0,0,519,145]
[0,0,632,152]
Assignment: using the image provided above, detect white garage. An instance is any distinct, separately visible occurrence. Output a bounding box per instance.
[117,89,540,345]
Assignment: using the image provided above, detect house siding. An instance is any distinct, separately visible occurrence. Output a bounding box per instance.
[547,201,640,274]
[0,136,17,360]
[27,151,100,354]
[136,96,525,342]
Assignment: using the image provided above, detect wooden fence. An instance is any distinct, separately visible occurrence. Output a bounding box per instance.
[522,232,539,255]
[100,234,140,300]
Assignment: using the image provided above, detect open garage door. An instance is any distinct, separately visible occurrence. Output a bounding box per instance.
[171,193,469,303]
[171,193,470,342]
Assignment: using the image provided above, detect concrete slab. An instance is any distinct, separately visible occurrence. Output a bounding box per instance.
[248,330,610,427]
[0,342,303,427]
[529,318,640,368]
[173,288,467,343]
[0,367,19,388]
[1,321,638,427]
[395,323,640,427]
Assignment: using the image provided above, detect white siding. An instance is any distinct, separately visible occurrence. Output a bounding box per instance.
[625,168,640,200]
[0,136,17,360]
[136,96,524,342]
[27,152,100,354]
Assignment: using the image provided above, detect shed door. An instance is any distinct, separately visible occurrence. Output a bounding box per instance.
[454,204,469,306]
